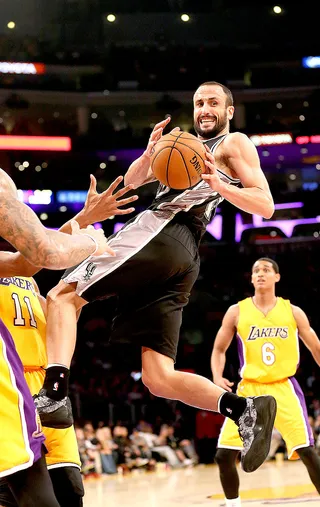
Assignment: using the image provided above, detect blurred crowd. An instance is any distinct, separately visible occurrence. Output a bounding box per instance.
[75,420,200,478]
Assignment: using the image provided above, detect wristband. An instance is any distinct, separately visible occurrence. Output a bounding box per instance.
[82,234,98,255]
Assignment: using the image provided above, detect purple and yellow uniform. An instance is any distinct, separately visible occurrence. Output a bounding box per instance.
[0,277,80,470]
[218,297,313,459]
[0,317,45,477]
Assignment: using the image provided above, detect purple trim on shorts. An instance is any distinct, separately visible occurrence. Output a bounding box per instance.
[289,376,314,446]
[236,334,244,371]
[0,319,44,462]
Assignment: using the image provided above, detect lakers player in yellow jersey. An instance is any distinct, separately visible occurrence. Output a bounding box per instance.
[0,276,84,507]
[0,176,137,507]
[211,258,320,507]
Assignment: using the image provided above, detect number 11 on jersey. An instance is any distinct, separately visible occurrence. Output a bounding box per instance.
[12,293,37,328]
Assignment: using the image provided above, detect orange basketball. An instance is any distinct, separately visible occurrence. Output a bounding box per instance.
[150,131,206,189]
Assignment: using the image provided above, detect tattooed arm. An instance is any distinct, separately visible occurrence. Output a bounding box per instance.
[0,192,105,270]
[0,173,131,276]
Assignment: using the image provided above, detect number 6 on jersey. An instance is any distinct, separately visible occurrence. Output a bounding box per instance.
[261,342,275,365]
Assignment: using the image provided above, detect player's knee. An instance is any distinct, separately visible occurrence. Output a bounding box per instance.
[142,351,175,396]
[142,370,171,397]
[142,371,162,395]
[215,449,238,469]
[47,281,78,306]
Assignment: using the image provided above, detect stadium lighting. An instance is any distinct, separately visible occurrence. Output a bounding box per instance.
[273,5,282,14]
[0,136,71,151]
[181,14,190,22]
[106,14,116,23]
[7,21,15,29]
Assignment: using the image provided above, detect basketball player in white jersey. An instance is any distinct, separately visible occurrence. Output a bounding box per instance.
[34,81,276,474]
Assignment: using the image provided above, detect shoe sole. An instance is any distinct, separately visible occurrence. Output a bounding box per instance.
[241,395,277,473]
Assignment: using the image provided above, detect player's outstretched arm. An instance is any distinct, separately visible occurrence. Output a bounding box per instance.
[124,117,174,188]
[202,133,274,219]
[211,304,239,390]
[0,175,133,277]
[0,192,111,270]
[59,175,138,233]
[292,305,320,366]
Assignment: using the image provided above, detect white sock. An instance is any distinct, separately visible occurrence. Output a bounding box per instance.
[225,497,241,507]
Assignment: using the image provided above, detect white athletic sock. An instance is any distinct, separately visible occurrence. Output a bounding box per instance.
[225,497,241,507]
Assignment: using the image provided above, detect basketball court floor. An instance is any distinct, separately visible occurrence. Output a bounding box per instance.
[83,459,319,506]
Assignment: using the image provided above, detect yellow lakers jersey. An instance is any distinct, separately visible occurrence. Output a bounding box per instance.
[237,297,299,383]
[0,277,47,368]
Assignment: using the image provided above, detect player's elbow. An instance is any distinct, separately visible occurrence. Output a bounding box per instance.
[260,200,274,219]
[312,342,320,363]
[263,206,274,219]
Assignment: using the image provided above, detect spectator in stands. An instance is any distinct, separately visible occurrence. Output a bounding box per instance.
[83,422,102,476]
[96,423,118,474]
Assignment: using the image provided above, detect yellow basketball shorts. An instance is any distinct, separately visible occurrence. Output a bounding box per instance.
[0,325,45,478]
[218,377,314,460]
[24,369,81,469]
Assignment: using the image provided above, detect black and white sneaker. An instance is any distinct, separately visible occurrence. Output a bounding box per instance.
[33,389,73,429]
[237,395,277,473]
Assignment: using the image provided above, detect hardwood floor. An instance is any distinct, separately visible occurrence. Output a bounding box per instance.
[83,459,319,507]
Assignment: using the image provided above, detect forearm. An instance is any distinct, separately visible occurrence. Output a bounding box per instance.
[124,153,153,188]
[311,344,320,368]
[39,229,96,269]
[0,233,95,273]
[0,194,96,269]
[312,353,320,368]
[218,182,274,219]
[59,210,89,233]
[211,349,227,380]
[0,213,94,277]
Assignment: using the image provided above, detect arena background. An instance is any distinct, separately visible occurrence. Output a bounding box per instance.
[1,0,320,468]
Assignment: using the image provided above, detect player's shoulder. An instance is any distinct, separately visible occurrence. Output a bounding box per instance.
[224,132,254,154]
[238,296,251,305]
[289,303,305,317]
[225,303,240,318]
[278,296,294,309]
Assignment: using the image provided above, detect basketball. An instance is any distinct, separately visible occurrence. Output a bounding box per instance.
[150,131,206,189]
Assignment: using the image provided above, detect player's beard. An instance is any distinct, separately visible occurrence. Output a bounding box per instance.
[194,109,228,139]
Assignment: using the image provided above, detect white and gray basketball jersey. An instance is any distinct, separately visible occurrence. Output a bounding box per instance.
[150,134,240,243]
[63,133,241,296]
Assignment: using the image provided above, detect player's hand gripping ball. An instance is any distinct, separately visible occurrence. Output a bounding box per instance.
[150,131,206,189]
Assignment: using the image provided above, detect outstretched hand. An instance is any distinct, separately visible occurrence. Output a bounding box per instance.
[81,174,139,224]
